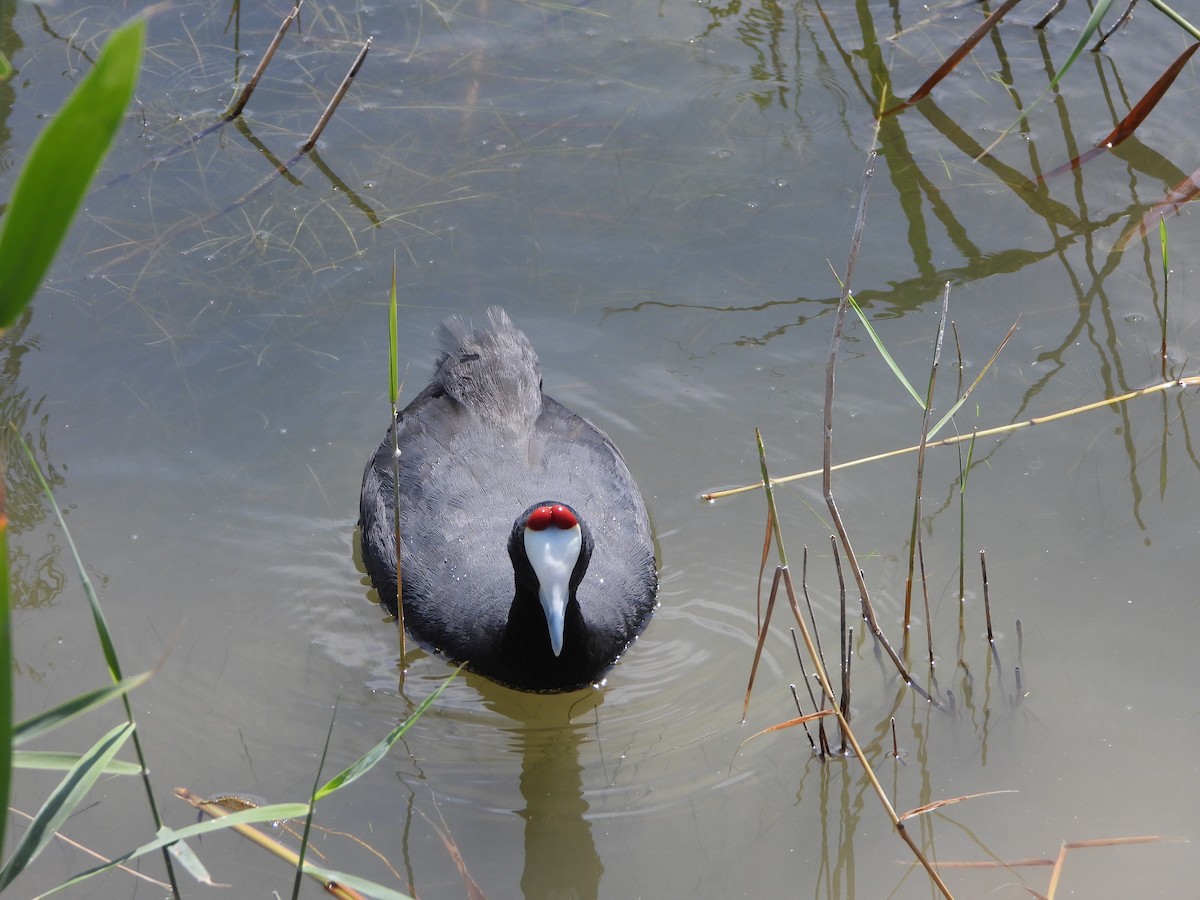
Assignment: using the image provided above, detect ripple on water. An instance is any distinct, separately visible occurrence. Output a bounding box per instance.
[314,559,789,826]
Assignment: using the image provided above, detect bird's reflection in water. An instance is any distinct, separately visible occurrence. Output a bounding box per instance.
[487,683,606,900]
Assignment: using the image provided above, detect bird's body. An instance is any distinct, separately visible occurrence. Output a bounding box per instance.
[359,307,657,692]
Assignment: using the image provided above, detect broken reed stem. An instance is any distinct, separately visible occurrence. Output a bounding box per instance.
[175,788,366,900]
[955,432,977,635]
[788,682,819,752]
[791,627,830,754]
[302,36,372,152]
[951,317,969,633]
[223,1,302,121]
[918,539,933,670]
[830,535,848,752]
[981,550,994,644]
[841,626,853,754]
[816,137,935,706]
[830,535,852,753]
[701,375,1200,502]
[742,565,784,722]
[799,545,830,677]
[903,282,950,647]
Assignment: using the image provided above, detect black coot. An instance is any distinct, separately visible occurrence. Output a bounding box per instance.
[359,307,657,692]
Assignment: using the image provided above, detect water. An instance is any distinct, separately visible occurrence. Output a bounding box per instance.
[4,1,1199,897]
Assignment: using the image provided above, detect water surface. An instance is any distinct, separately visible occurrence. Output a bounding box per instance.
[4,1,1199,897]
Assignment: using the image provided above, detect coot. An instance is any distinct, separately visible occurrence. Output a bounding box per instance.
[359,307,657,692]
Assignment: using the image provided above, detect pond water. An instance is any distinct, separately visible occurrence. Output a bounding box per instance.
[4,0,1199,897]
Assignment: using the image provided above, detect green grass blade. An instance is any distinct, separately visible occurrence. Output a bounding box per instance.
[12,751,142,775]
[0,49,12,79]
[0,470,11,864]
[0,720,135,890]
[846,292,924,408]
[290,704,339,900]
[34,803,310,897]
[313,668,459,802]
[0,19,145,326]
[1045,0,1115,92]
[13,672,153,746]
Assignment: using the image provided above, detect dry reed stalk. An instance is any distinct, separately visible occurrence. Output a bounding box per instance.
[702,375,1200,502]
